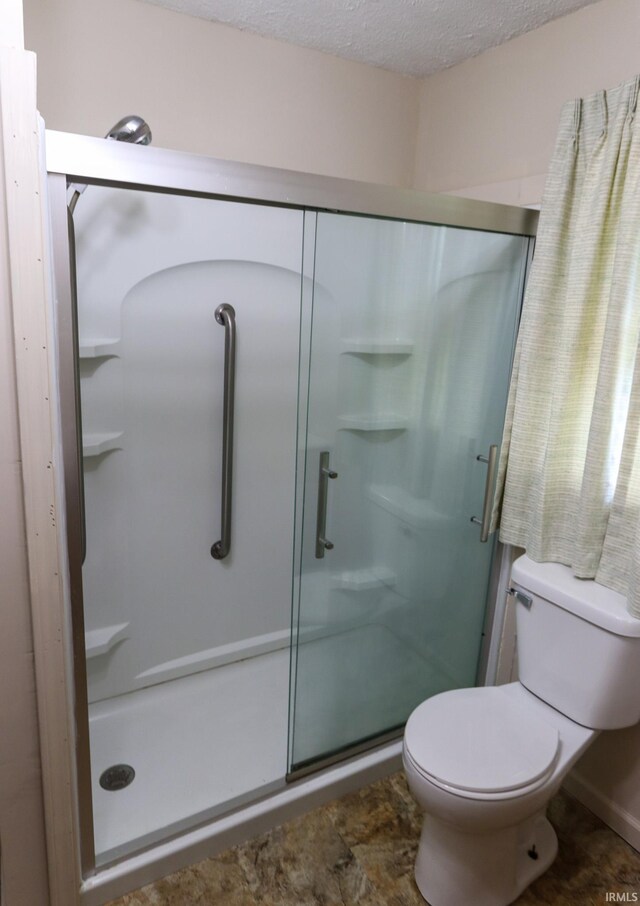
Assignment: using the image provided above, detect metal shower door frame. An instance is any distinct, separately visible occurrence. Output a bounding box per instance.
[45,128,538,880]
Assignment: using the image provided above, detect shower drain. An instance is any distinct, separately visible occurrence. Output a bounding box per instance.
[99,764,136,791]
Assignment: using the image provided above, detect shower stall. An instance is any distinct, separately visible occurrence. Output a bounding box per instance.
[45,130,536,900]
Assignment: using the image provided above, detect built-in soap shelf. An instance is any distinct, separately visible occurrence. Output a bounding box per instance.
[83,431,123,458]
[338,414,408,432]
[340,338,414,356]
[79,338,121,359]
[85,622,129,658]
[333,567,397,592]
[368,484,450,530]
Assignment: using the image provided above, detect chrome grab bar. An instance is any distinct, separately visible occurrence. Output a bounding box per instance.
[67,207,87,564]
[470,444,498,543]
[211,304,236,560]
[315,451,338,558]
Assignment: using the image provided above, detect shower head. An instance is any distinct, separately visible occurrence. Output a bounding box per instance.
[68,116,152,214]
[105,115,152,146]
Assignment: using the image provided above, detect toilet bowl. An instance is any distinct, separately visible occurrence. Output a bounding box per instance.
[403,682,594,906]
[403,555,640,906]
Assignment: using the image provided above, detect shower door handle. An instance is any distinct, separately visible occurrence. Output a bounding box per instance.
[470,444,498,543]
[315,451,338,558]
[211,304,236,560]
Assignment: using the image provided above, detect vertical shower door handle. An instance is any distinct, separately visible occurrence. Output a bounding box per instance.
[315,451,338,558]
[470,444,498,543]
[211,304,236,560]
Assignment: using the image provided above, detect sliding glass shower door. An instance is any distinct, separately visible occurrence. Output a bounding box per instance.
[70,184,305,863]
[288,212,529,773]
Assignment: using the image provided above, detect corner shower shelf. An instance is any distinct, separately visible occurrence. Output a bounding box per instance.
[85,622,129,658]
[79,338,121,359]
[340,339,414,356]
[82,431,124,458]
[368,484,450,530]
[338,414,408,432]
[333,567,397,592]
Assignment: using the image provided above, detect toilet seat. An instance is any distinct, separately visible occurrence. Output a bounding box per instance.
[404,686,560,797]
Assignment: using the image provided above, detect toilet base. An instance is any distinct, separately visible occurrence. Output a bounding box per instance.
[414,809,558,906]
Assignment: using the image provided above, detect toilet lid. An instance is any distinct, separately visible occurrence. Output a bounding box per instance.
[404,687,559,794]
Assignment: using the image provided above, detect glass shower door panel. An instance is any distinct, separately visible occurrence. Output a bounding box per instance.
[289,212,528,771]
[73,186,304,860]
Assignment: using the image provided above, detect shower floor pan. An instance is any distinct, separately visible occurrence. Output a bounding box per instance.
[90,645,290,864]
[88,623,438,865]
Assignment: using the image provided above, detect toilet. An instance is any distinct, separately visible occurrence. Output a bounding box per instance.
[403,554,640,906]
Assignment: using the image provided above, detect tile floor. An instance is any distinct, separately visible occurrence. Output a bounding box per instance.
[107,772,640,905]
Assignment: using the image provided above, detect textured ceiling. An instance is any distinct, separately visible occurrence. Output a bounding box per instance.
[139,0,600,77]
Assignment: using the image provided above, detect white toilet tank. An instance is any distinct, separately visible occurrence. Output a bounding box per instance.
[511,555,640,730]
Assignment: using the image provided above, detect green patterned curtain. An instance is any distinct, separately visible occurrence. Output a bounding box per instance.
[492,74,640,618]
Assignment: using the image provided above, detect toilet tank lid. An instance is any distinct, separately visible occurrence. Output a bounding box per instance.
[511,556,640,637]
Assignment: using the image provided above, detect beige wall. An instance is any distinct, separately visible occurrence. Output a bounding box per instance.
[413,0,640,848]
[566,726,640,850]
[414,0,640,202]
[23,0,419,187]
[0,4,51,903]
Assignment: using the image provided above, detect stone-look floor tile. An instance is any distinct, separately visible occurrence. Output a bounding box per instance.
[572,841,640,901]
[107,893,153,906]
[349,843,424,906]
[387,772,423,824]
[235,809,377,905]
[328,776,421,848]
[548,790,602,837]
[108,858,253,906]
[129,866,208,905]
[187,850,256,905]
[107,774,640,906]
[325,776,423,905]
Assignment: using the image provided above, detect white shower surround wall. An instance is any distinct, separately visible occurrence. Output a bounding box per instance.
[78,188,527,707]
[75,189,304,702]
